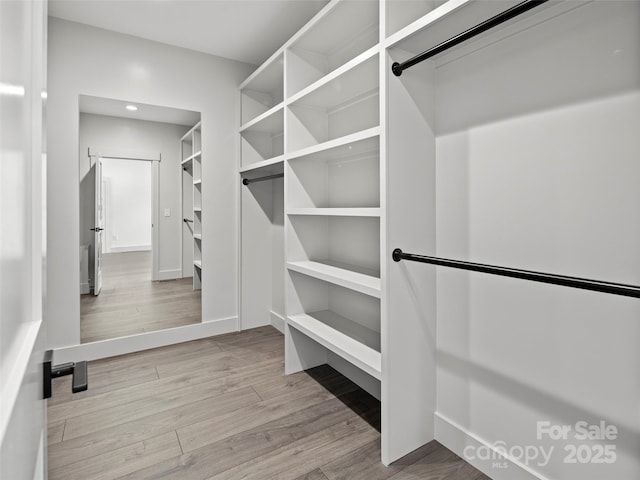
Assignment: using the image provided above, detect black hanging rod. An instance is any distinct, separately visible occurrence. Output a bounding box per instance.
[391,0,549,76]
[242,173,284,185]
[183,218,193,223]
[392,249,640,299]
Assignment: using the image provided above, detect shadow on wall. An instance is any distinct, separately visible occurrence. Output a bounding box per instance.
[437,349,640,459]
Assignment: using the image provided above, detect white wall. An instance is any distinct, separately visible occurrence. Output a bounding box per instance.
[431,4,640,479]
[47,18,255,350]
[435,92,640,480]
[79,114,188,268]
[102,158,152,252]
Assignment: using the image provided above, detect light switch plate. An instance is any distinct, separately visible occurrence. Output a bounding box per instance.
[164,208,171,217]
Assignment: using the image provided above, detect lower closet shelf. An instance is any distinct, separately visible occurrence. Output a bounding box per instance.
[287,260,381,298]
[288,310,381,380]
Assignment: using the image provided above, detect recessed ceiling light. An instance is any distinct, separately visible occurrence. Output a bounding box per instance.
[126,105,138,111]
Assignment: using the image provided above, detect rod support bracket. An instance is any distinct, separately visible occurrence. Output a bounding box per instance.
[391,62,403,77]
[392,248,403,262]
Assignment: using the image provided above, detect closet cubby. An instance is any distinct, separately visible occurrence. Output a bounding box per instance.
[285,0,379,98]
[240,107,284,169]
[287,131,379,211]
[240,52,284,126]
[287,271,381,380]
[287,215,380,295]
[286,54,379,153]
[385,0,445,38]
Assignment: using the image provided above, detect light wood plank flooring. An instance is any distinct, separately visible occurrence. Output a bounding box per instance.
[49,326,491,480]
[81,251,201,343]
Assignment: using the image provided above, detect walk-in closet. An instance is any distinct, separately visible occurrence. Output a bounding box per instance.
[238,0,640,476]
[8,1,637,479]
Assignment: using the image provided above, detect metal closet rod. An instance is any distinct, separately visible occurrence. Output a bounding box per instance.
[391,0,549,76]
[242,173,284,185]
[392,249,640,299]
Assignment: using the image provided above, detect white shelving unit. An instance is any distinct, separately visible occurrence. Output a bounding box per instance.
[242,0,640,472]
[181,121,202,290]
[288,310,381,380]
[238,0,386,464]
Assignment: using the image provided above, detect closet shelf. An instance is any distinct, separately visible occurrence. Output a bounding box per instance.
[385,0,560,63]
[288,55,379,111]
[193,207,202,213]
[239,103,284,133]
[239,50,283,92]
[193,179,202,186]
[180,121,201,141]
[287,208,380,217]
[238,155,284,174]
[181,151,202,166]
[286,46,379,106]
[287,260,381,298]
[287,127,380,162]
[288,311,381,380]
[194,260,202,269]
[193,234,202,240]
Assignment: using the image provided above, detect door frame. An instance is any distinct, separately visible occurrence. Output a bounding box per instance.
[87,148,161,281]
[0,0,48,476]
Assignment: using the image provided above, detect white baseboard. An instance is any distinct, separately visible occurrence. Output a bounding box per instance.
[155,269,182,281]
[270,311,285,334]
[110,245,151,253]
[80,282,90,295]
[435,412,548,480]
[53,316,238,364]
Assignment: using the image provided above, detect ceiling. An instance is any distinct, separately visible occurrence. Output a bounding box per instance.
[79,95,201,126]
[48,0,329,66]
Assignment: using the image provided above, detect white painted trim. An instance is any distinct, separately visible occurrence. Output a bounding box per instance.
[33,431,44,480]
[434,412,548,480]
[151,160,160,281]
[53,316,237,363]
[270,311,285,334]
[236,89,243,331]
[80,282,91,295]
[109,244,152,253]
[0,321,42,444]
[155,269,182,281]
[179,145,184,278]
[88,147,161,162]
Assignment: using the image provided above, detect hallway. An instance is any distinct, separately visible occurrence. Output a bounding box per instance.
[81,251,201,343]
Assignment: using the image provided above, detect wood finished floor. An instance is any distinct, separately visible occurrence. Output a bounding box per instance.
[81,251,201,343]
[49,326,491,480]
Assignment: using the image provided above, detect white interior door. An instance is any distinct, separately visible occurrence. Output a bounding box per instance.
[93,157,104,295]
[0,0,48,478]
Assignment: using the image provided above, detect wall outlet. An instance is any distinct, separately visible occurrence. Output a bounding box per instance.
[164,208,171,217]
